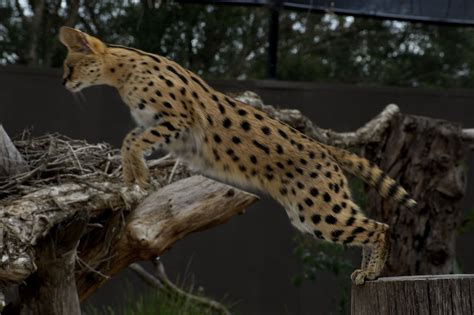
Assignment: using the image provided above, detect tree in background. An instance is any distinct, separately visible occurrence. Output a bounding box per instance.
[1,0,474,87]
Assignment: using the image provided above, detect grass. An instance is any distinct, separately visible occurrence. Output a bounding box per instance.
[84,278,231,315]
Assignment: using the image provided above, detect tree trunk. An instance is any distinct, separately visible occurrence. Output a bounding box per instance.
[363,114,466,276]
[18,211,88,315]
[351,274,474,315]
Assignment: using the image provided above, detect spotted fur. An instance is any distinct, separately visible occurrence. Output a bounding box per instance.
[59,27,417,285]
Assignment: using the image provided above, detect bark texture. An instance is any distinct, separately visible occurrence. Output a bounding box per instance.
[351,275,474,315]
[0,125,28,178]
[18,211,87,315]
[76,175,258,301]
[363,114,466,276]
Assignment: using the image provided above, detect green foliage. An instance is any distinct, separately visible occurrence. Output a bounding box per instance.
[293,234,353,314]
[2,1,474,87]
[347,176,367,210]
[84,281,229,315]
[458,206,474,235]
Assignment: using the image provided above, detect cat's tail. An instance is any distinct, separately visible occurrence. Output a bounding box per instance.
[327,145,417,209]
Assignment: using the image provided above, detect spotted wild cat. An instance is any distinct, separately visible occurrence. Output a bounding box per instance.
[59,26,416,284]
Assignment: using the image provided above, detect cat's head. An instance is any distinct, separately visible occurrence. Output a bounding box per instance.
[59,27,108,92]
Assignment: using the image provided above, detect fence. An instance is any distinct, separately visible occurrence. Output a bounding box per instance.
[1,65,473,314]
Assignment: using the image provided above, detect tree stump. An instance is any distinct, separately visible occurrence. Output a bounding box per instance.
[363,114,466,276]
[351,275,474,315]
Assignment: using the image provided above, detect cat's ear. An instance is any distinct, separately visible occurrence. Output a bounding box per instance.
[59,27,106,55]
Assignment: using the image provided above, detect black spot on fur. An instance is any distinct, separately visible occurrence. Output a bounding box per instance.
[278,129,288,139]
[332,204,342,213]
[311,214,321,224]
[232,136,241,144]
[314,230,324,239]
[387,181,399,198]
[241,121,251,131]
[261,126,271,135]
[252,140,270,154]
[332,230,343,238]
[225,96,236,107]
[191,76,210,92]
[218,104,226,114]
[254,113,263,120]
[207,115,213,125]
[346,217,355,226]
[343,235,355,244]
[325,215,337,224]
[161,121,176,131]
[352,227,366,235]
[276,145,284,154]
[223,118,232,128]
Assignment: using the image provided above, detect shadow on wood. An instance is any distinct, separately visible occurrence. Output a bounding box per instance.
[351,274,474,315]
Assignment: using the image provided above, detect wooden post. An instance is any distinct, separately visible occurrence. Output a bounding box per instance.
[351,275,474,315]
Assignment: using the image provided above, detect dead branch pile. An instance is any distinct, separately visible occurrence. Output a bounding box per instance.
[0,132,119,200]
[0,131,190,202]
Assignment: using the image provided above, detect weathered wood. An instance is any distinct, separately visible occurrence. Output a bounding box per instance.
[0,125,28,178]
[77,175,258,301]
[363,114,466,276]
[18,211,88,315]
[351,275,474,315]
[0,180,145,285]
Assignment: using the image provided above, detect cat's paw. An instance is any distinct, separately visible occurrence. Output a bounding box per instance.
[121,150,150,190]
[350,269,378,285]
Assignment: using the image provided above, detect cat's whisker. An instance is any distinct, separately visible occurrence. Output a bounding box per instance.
[77,91,88,110]
[70,92,85,111]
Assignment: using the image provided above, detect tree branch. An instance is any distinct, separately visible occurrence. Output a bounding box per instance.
[77,175,258,300]
[235,91,400,148]
[129,260,231,314]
